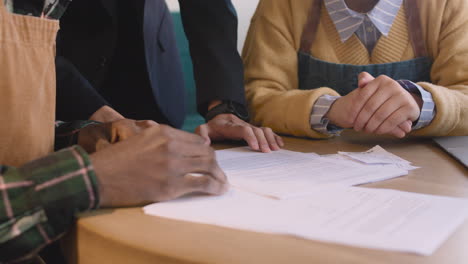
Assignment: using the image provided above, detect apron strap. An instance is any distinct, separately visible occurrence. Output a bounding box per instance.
[0,2,7,12]
[299,0,322,53]
[299,0,428,57]
[404,0,428,57]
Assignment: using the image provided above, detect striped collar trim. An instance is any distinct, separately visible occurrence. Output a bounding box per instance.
[324,0,403,42]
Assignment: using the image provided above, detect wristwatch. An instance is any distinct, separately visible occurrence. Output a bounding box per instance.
[205,100,250,122]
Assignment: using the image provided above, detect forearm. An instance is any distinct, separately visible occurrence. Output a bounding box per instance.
[178,0,245,115]
[411,83,468,136]
[56,56,110,121]
[248,84,338,138]
[0,146,99,263]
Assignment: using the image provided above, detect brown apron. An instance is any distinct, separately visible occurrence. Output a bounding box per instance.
[0,4,59,166]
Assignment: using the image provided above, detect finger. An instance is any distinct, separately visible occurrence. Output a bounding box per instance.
[398,120,412,134]
[157,125,205,145]
[358,72,375,88]
[180,156,228,184]
[205,116,261,150]
[195,124,211,145]
[261,127,280,151]
[375,106,414,135]
[230,125,259,151]
[351,76,383,124]
[389,126,407,138]
[95,137,112,152]
[354,86,393,131]
[136,120,158,129]
[252,127,271,153]
[183,173,229,196]
[363,96,404,134]
[275,134,284,148]
[165,140,214,159]
[111,120,139,142]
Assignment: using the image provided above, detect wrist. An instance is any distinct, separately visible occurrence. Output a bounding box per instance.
[205,100,249,122]
[324,99,339,126]
[324,97,352,128]
[208,100,222,111]
[410,93,424,110]
[90,150,120,208]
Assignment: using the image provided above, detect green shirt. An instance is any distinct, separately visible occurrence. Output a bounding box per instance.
[0,121,100,263]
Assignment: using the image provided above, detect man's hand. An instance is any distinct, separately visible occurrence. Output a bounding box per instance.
[89,105,125,123]
[326,72,421,138]
[78,119,158,153]
[196,114,284,153]
[91,125,228,207]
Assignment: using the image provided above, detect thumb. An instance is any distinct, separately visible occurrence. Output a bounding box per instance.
[358,72,375,88]
[195,124,212,145]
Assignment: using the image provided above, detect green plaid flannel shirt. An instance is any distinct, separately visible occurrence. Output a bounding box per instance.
[0,121,100,263]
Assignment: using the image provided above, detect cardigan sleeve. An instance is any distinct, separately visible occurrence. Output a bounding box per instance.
[243,0,339,139]
[412,0,468,137]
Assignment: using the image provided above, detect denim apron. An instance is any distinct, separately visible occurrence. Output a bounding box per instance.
[298,0,431,95]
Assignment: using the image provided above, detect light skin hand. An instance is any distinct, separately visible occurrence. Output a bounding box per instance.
[90,125,229,207]
[196,100,284,153]
[354,72,421,137]
[89,105,126,123]
[326,72,421,138]
[325,88,362,129]
[196,114,284,153]
[78,119,158,153]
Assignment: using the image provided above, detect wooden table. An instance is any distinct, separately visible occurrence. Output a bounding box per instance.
[64,132,468,264]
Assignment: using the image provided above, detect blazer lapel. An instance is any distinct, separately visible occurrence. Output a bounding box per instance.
[100,0,117,23]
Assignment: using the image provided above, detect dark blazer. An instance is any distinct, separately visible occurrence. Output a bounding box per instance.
[56,0,245,128]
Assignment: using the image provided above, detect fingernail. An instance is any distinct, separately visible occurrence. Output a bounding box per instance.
[252,142,259,150]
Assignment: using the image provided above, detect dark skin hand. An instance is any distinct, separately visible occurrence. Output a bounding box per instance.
[78,119,158,153]
[91,125,228,207]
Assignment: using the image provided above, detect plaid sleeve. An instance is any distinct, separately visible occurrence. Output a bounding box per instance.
[0,146,99,263]
[55,121,101,151]
[397,80,436,130]
[310,95,344,135]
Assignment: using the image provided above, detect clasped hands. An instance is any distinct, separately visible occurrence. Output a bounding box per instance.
[326,72,423,138]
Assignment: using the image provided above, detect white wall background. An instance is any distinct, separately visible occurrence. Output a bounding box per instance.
[165,0,260,52]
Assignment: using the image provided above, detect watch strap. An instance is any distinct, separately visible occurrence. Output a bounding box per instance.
[205,101,249,122]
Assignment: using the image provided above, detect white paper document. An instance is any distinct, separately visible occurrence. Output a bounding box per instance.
[339,146,419,171]
[216,147,408,199]
[144,187,468,256]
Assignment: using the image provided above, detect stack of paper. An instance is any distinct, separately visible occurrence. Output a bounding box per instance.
[144,187,468,255]
[143,147,468,256]
[338,145,419,171]
[216,147,409,199]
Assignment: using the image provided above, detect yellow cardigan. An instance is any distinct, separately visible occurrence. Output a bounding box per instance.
[243,0,468,138]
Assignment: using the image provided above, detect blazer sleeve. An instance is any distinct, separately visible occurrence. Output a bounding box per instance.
[178,0,245,116]
[56,56,110,121]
